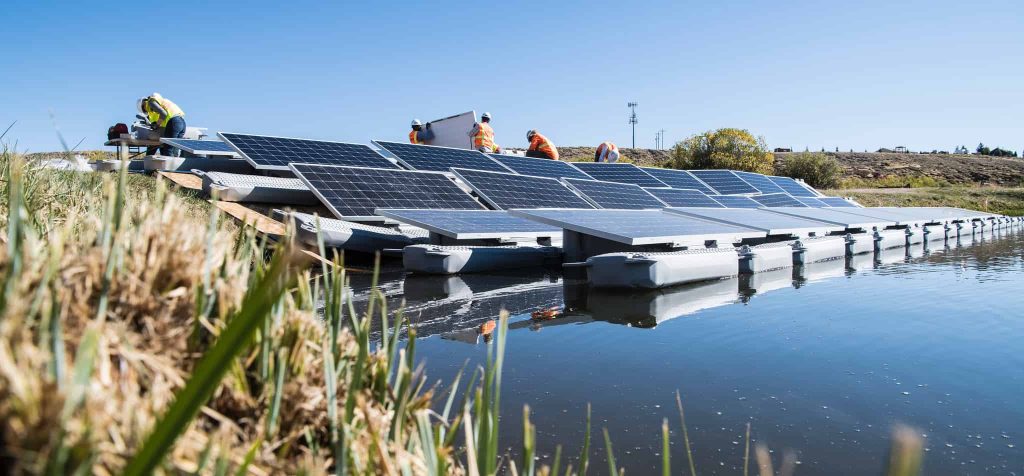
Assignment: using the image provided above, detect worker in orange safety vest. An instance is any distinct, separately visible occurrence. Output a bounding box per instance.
[594,141,621,163]
[525,130,559,160]
[409,119,435,144]
[467,112,501,153]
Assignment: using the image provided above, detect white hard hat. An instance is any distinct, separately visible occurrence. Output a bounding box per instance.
[151,92,162,99]
[481,112,492,120]
[137,97,147,113]
[411,119,422,127]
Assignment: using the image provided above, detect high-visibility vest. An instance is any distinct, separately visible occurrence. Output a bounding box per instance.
[409,130,421,144]
[145,95,185,127]
[472,122,496,152]
[596,142,619,162]
[529,133,558,160]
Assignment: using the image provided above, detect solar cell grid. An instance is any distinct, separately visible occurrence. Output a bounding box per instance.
[640,168,716,194]
[373,140,510,173]
[751,193,808,208]
[666,208,844,235]
[160,138,239,155]
[818,197,858,207]
[795,196,829,207]
[564,178,666,209]
[570,162,667,188]
[689,170,759,195]
[488,154,593,180]
[451,168,594,209]
[644,188,724,208]
[220,133,397,171]
[375,209,561,239]
[768,176,820,197]
[711,195,762,208]
[288,164,484,219]
[733,171,787,194]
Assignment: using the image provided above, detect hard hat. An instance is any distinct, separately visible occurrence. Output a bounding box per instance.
[481,112,492,120]
[151,92,162,100]
[411,119,422,127]
[526,129,537,140]
[137,97,147,113]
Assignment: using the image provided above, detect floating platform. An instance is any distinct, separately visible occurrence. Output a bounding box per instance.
[402,244,562,274]
[279,211,428,253]
[143,155,254,174]
[738,241,797,273]
[874,228,908,250]
[793,235,847,264]
[584,248,739,289]
[198,171,319,205]
[845,232,876,255]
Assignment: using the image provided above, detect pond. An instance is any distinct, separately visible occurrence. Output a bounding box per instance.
[350,226,1023,475]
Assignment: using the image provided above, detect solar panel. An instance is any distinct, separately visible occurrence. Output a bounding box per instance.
[817,207,935,226]
[159,138,240,156]
[762,207,894,230]
[768,176,821,197]
[219,133,397,171]
[640,168,716,194]
[818,197,859,207]
[509,209,764,245]
[644,188,724,208]
[711,195,762,208]
[570,163,667,188]
[750,193,808,208]
[795,196,829,207]
[373,141,510,173]
[488,154,593,180]
[733,171,787,194]
[288,164,484,220]
[563,178,666,209]
[375,209,561,239]
[451,168,594,210]
[666,208,845,235]
[689,170,759,195]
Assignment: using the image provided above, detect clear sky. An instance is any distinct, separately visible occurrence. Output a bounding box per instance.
[2,0,1022,153]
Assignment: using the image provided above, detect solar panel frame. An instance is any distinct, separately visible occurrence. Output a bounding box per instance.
[569,162,668,188]
[665,208,846,236]
[640,167,717,194]
[710,195,762,208]
[288,164,485,221]
[450,168,595,210]
[733,171,787,194]
[818,197,860,208]
[768,176,822,197]
[643,188,725,208]
[219,132,398,171]
[372,140,513,173]
[761,207,895,230]
[488,154,594,180]
[509,209,765,246]
[375,209,562,239]
[563,178,667,209]
[159,138,241,156]
[689,170,760,195]
[750,193,808,208]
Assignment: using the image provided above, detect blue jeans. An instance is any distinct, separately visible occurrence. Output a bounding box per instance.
[159,116,186,156]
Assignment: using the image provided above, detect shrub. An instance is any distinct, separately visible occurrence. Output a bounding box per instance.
[670,128,774,174]
[776,152,842,189]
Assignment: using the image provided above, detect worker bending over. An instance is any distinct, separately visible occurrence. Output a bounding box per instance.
[595,141,620,163]
[409,119,435,144]
[468,112,501,153]
[138,93,186,156]
[526,130,559,160]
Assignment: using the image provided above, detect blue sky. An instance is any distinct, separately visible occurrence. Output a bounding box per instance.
[3,0,1022,153]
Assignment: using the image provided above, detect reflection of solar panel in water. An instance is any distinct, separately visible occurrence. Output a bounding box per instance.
[570,162,667,187]
[818,197,858,207]
[666,208,844,235]
[644,188,724,208]
[733,171,786,194]
[373,140,510,173]
[768,176,820,197]
[451,168,594,209]
[689,170,759,195]
[564,179,666,209]
[219,133,397,171]
[375,209,562,239]
[510,209,764,245]
[160,138,240,156]
[711,195,762,208]
[795,196,829,207]
[751,193,807,207]
[288,164,484,219]
[488,154,593,180]
[640,167,716,194]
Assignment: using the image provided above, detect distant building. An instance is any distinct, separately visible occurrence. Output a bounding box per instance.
[774,147,792,153]
[894,146,908,153]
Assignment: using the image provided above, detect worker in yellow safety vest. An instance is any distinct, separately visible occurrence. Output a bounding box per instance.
[595,141,620,163]
[526,130,559,160]
[409,119,435,144]
[137,93,186,156]
[467,112,501,153]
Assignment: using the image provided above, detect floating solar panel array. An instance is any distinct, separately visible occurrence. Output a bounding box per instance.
[288,164,484,220]
[750,193,807,208]
[570,163,667,188]
[644,188,724,208]
[488,154,593,180]
[220,133,397,171]
[510,209,763,245]
[733,171,787,194]
[375,209,561,239]
[768,176,820,197]
[160,138,240,156]
[689,170,760,195]
[373,141,510,173]
[564,178,667,209]
[451,168,594,210]
[666,208,845,235]
[641,168,716,194]
[710,195,762,208]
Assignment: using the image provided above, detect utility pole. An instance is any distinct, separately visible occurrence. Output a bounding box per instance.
[627,102,638,149]
[657,129,666,150]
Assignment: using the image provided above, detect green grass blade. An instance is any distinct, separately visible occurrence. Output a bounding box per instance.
[661,418,670,476]
[602,428,617,476]
[578,403,591,476]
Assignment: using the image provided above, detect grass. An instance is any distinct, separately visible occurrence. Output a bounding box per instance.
[0,145,930,475]
[828,185,1024,216]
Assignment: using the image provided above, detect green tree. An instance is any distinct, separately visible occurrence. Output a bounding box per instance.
[670,128,774,174]
[776,152,842,189]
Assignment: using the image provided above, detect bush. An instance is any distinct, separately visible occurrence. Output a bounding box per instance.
[776,152,841,189]
[670,128,774,174]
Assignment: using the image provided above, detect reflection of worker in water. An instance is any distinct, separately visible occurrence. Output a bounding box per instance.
[468,112,501,153]
[138,93,186,156]
[594,141,620,163]
[525,130,559,160]
[409,119,435,144]
[479,320,496,343]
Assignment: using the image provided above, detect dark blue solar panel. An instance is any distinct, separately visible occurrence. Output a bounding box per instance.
[451,168,594,209]
[220,133,396,171]
[373,141,509,173]
[160,138,238,154]
[819,197,859,207]
[570,163,667,188]
[488,154,593,180]
[644,188,724,208]
[750,193,808,207]
[689,170,759,195]
[711,195,761,208]
[768,176,820,197]
[795,196,829,207]
[640,168,716,194]
[288,164,484,219]
[734,171,787,194]
[564,179,666,209]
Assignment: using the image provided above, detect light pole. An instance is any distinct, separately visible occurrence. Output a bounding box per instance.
[627,102,638,149]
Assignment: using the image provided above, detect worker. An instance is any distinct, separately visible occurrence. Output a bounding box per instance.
[467,112,501,153]
[409,119,435,144]
[594,141,620,163]
[525,130,559,160]
[138,93,186,156]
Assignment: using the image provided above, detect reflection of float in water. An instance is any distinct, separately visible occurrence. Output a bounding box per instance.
[794,258,847,287]
[560,277,741,328]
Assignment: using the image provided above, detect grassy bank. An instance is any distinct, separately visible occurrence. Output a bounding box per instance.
[829,186,1024,216]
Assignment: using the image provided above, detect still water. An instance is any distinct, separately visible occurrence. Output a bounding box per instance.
[352,227,1023,475]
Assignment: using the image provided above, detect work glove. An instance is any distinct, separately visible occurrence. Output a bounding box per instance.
[425,122,432,129]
